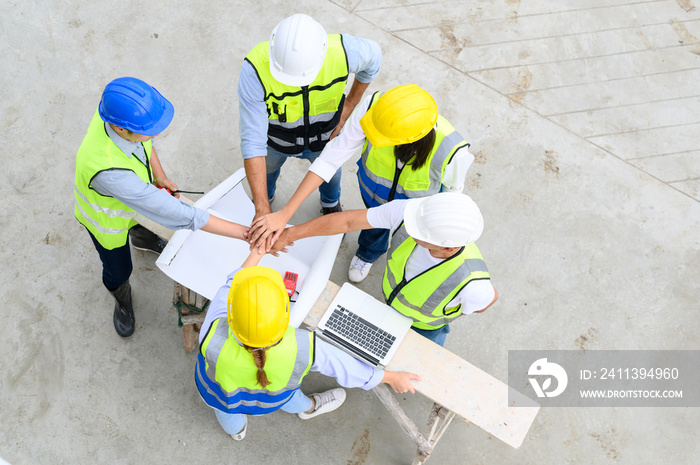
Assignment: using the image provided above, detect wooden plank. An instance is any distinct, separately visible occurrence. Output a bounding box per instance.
[304,281,539,449]
[372,384,431,455]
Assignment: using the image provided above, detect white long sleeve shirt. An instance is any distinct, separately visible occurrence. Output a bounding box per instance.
[309,94,475,192]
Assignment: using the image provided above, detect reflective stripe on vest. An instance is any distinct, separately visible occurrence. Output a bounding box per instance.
[245,34,349,154]
[356,93,469,207]
[195,320,315,415]
[382,223,489,330]
[74,109,153,249]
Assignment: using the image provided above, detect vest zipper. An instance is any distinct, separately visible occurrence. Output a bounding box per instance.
[302,86,310,148]
[388,162,404,201]
[386,277,407,306]
[386,243,466,307]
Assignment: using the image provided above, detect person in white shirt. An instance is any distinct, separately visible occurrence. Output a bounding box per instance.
[268,193,498,347]
[248,85,475,284]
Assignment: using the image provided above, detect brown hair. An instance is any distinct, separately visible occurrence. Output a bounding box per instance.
[245,346,271,388]
[393,128,436,170]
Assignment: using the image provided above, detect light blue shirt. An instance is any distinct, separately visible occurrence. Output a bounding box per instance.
[90,123,209,231]
[238,34,382,159]
[201,268,385,391]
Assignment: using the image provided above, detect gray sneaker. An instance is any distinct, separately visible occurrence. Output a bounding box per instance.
[298,388,347,420]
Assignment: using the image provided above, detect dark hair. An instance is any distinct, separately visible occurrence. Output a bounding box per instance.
[393,128,436,170]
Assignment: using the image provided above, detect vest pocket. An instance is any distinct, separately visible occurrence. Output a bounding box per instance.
[313,96,339,114]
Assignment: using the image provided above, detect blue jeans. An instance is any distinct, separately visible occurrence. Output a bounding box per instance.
[265,146,341,206]
[213,389,313,435]
[411,324,451,347]
[356,227,390,264]
[355,196,391,263]
[85,226,133,291]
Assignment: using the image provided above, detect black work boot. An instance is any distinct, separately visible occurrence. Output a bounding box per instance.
[109,281,135,338]
[129,225,167,254]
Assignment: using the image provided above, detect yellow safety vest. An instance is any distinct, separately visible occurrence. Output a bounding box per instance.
[245,34,349,154]
[195,321,315,415]
[74,110,153,249]
[382,223,490,330]
[357,92,469,207]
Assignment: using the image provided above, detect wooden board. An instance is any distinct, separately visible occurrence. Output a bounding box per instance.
[304,281,539,449]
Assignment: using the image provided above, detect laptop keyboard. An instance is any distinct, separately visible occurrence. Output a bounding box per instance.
[325,305,396,359]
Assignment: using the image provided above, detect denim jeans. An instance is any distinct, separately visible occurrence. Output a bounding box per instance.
[265,146,341,206]
[355,227,391,263]
[411,324,451,347]
[213,388,313,435]
[86,226,134,291]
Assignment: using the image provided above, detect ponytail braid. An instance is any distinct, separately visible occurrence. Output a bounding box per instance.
[246,346,271,388]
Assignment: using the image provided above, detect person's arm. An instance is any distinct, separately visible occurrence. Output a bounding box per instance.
[440,142,474,192]
[330,34,381,139]
[243,156,272,218]
[473,288,498,314]
[312,337,421,393]
[270,208,372,253]
[248,95,374,247]
[149,146,180,198]
[446,280,498,315]
[330,80,369,139]
[200,215,248,240]
[239,60,273,220]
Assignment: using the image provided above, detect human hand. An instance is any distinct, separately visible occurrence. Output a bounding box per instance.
[268,228,294,255]
[248,210,290,250]
[382,371,422,394]
[156,177,180,198]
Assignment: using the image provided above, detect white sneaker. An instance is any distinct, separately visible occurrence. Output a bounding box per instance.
[230,421,247,441]
[297,388,347,420]
[348,256,372,283]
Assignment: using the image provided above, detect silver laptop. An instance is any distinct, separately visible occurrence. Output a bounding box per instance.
[317,283,413,368]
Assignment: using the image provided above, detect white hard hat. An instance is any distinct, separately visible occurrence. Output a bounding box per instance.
[403,193,484,247]
[269,14,328,87]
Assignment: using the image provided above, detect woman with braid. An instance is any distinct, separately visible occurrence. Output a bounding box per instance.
[195,250,421,440]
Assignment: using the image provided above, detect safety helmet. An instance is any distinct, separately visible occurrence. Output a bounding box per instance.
[360,84,438,147]
[98,77,174,136]
[269,14,328,87]
[403,193,484,247]
[227,267,290,348]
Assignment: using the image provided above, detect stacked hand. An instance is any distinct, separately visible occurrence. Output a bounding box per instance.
[245,210,294,256]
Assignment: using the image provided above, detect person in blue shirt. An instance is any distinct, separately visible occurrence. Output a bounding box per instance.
[238,14,382,230]
[74,77,250,338]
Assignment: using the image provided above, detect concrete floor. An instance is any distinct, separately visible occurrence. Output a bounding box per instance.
[1,0,699,463]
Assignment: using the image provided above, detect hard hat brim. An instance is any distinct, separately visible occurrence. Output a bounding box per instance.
[139,93,174,136]
[360,107,396,148]
[402,197,432,244]
[269,63,323,87]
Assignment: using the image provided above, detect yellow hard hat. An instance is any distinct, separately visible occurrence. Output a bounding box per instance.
[227,267,290,348]
[360,84,438,147]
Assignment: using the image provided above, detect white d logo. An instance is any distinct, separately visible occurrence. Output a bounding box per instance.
[528,358,568,398]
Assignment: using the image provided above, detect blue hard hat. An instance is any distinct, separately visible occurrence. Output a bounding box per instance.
[98,77,174,136]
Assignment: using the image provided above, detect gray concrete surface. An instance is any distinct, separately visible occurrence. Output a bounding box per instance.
[1,0,699,463]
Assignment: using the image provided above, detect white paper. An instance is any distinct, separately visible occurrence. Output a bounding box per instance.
[156,169,342,328]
